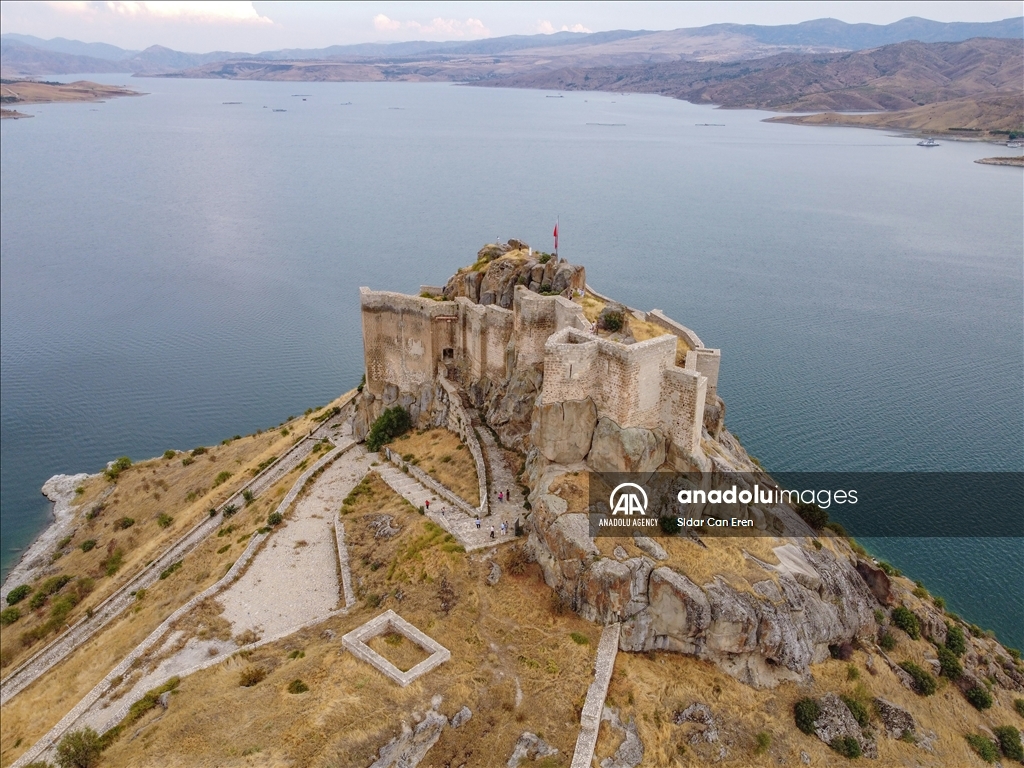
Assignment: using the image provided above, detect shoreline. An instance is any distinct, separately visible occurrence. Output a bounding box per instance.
[0,473,95,595]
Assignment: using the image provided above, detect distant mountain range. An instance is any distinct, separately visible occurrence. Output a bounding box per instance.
[2,16,1022,77]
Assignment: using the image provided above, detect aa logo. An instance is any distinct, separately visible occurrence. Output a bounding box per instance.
[609,483,648,516]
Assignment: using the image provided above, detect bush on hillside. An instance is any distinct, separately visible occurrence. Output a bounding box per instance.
[365,406,412,452]
[937,646,963,680]
[945,623,967,656]
[993,725,1024,761]
[104,456,132,482]
[6,584,30,605]
[829,736,861,759]
[899,661,937,695]
[55,727,102,768]
[0,607,20,626]
[794,502,828,530]
[965,685,993,710]
[841,695,870,728]
[965,734,999,763]
[794,697,821,735]
[891,606,920,639]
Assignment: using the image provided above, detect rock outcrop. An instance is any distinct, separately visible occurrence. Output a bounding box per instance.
[811,693,878,758]
[442,244,586,309]
[587,417,666,475]
[532,398,597,464]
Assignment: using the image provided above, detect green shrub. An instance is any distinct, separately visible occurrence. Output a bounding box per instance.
[287,679,309,694]
[50,594,79,624]
[794,697,821,735]
[267,512,283,526]
[1014,698,1024,718]
[841,695,870,727]
[6,584,31,605]
[932,596,946,610]
[899,661,936,695]
[965,685,993,710]
[945,623,967,656]
[242,489,255,506]
[599,310,624,332]
[104,456,132,482]
[891,606,920,639]
[829,735,861,759]
[993,725,1024,761]
[0,607,20,626]
[877,561,901,577]
[80,539,97,552]
[754,731,771,755]
[123,677,179,731]
[823,521,847,537]
[181,456,195,467]
[365,406,412,452]
[113,516,135,531]
[659,516,681,535]
[102,548,125,577]
[55,727,102,768]
[879,631,897,651]
[537,252,552,264]
[222,504,238,518]
[56,535,73,550]
[163,449,176,460]
[159,561,183,580]
[212,471,233,487]
[570,632,589,645]
[965,733,999,763]
[239,666,267,687]
[40,575,73,596]
[191,446,207,456]
[30,590,48,610]
[794,502,828,530]
[937,646,962,680]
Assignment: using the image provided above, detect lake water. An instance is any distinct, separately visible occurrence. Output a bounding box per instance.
[2,76,1021,646]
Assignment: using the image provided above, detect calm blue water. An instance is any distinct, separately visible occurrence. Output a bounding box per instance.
[2,76,1022,645]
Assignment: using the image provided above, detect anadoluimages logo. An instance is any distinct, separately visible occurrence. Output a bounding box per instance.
[609,483,648,516]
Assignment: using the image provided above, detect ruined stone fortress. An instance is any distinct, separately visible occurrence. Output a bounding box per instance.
[359,242,722,471]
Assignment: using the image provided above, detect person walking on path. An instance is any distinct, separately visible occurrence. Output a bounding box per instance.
[498,491,503,502]
[490,526,495,539]
[425,499,430,510]
[475,516,481,529]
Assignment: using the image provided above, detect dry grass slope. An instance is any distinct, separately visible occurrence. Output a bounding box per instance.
[94,475,601,767]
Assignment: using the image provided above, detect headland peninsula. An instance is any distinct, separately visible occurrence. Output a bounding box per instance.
[2,242,1022,768]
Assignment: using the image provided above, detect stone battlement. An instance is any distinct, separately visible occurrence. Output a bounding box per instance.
[359,251,721,467]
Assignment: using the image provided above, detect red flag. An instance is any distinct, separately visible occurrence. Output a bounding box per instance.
[553,222,558,251]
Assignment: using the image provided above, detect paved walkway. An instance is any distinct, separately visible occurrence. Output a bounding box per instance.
[571,623,621,768]
[375,460,521,552]
[0,410,351,707]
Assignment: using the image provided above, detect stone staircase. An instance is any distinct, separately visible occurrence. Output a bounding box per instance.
[374,458,522,552]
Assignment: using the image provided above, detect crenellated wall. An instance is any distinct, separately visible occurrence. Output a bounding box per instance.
[540,328,706,460]
[361,276,715,463]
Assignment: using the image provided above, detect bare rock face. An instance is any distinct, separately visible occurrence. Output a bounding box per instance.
[873,698,915,740]
[855,560,894,606]
[588,417,666,474]
[531,398,598,464]
[507,732,558,767]
[600,708,644,768]
[369,710,448,768]
[812,693,878,759]
[577,558,632,624]
[486,366,543,451]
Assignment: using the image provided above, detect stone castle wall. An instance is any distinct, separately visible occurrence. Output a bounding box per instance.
[361,275,716,464]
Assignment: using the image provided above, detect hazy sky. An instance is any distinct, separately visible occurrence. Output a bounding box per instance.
[1,1,1020,52]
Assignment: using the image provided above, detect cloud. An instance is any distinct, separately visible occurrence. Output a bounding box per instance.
[537,20,593,34]
[372,15,491,39]
[47,1,272,25]
[373,13,401,32]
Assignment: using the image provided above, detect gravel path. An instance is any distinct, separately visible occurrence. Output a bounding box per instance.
[219,447,372,636]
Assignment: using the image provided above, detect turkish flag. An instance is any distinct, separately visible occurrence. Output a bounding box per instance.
[553,222,558,250]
